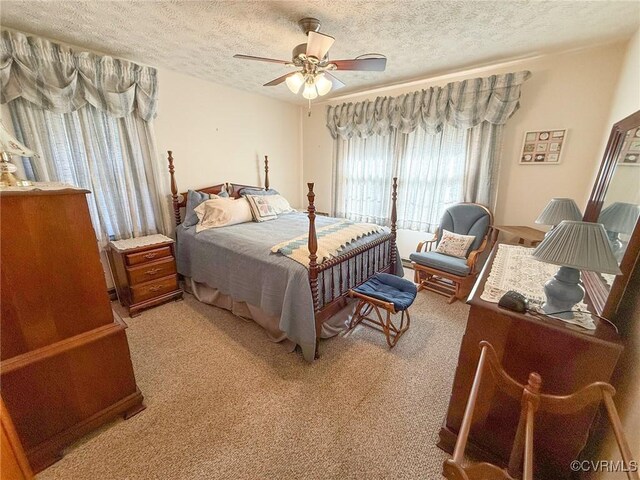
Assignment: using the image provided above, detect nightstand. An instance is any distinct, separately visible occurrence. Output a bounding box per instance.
[107,234,183,317]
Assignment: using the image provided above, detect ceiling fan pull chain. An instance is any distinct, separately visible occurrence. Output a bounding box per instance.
[308,98,312,117]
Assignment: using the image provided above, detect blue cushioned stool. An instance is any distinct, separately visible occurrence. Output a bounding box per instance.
[348,273,418,348]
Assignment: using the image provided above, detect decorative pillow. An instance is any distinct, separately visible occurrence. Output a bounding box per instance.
[263,194,295,215]
[184,190,222,227]
[245,194,277,222]
[435,229,476,259]
[194,198,253,232]
[239,187,279,197]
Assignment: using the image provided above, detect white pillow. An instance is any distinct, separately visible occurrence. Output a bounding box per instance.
[435,229,476,259]
[263,194,295,215]
[194,198,253,232]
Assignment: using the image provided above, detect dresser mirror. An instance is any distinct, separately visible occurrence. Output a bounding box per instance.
[583,110,640,320]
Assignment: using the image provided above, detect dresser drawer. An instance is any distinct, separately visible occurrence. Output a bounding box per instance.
[127,258,176,285]
[125,245,172,266]
[130,275,178,303]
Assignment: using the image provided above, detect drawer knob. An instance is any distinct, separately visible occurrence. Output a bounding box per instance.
[145,268,161,275]
[149,285,162,292]
[143,253,157,259]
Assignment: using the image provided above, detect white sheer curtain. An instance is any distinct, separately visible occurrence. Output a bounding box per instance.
[333,131,397,224]
[395,124,467,231]
[333,123,467,232]
[9,97,165,244]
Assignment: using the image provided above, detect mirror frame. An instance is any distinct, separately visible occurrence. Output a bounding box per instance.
[583,109,640,321]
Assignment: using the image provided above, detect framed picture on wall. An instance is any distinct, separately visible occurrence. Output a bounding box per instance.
[519,129,567,165]
[617,127,640,166]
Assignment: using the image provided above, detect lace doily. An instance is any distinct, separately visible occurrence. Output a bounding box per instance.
[110,234,173,252]
[481,244,595,330]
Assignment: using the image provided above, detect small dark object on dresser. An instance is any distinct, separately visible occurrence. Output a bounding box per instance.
[498,290,528,313]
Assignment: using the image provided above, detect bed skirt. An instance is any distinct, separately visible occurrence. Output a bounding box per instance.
[183,277,355,358]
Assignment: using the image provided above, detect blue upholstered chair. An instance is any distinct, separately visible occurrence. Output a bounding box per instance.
[348,273,418,348]
[410,203,493,304]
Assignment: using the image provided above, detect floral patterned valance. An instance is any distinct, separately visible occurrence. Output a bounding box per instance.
[326,70,531,139]
[0,30,158,121]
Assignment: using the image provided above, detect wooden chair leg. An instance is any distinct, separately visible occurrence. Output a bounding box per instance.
[350,300,411,349]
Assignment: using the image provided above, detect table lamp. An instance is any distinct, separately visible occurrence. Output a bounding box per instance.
[535,198,582,237]
[532,220,621,319]
[598,202,640,260]
[0,121,35,186]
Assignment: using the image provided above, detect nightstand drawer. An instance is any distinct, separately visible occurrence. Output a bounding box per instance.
[127,258,176,285]
[125,245,172,266]
[131,275,178,303]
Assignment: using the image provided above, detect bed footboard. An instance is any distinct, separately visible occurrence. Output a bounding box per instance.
[307,178,398,322]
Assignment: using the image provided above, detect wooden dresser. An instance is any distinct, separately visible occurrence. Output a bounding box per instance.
[107,234,182,317]
[438,243,623,479]
[0,187,144,472]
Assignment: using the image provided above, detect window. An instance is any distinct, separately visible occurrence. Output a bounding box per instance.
[334,123,468,232]
[9,98,162,244]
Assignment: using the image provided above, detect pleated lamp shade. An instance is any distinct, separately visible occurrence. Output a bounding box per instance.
[532,221,621,275]
[535,198,582,226]
[598,202,640,234]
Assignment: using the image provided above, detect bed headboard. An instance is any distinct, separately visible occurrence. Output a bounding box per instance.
[167,151,270,226]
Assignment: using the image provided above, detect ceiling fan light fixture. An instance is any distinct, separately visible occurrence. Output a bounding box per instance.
[285,72,305,94]
[234,17,387,101]
[302,81,318,100]
[315,73,332,96]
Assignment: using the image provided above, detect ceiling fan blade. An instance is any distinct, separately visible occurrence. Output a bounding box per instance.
[332,58,387,71]
[306,31,335,59]
[323,72,346,90]
[263,72,294,87]
[233,54,290,65]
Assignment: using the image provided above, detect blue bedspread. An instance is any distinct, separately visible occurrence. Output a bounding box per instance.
[176,212,402,361]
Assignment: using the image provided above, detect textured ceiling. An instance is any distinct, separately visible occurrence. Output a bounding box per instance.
[1,1,639,104]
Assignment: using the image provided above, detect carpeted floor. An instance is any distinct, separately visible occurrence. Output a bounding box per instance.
[38,289,469,480]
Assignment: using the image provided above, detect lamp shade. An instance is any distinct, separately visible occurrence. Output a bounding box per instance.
[535,198,582,225]
[302,81,318,100]
[315,73,332,96]
[0,121,35,157]
[285,72,305,94]
[532,221,621,275]
[598,202,640,234]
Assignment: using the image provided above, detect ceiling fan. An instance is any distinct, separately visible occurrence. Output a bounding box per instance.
[233,17,387,100]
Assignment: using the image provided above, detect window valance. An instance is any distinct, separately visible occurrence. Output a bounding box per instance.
[0,30,158,121]
[326,70,531,139]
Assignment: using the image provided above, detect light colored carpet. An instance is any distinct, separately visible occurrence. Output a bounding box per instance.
[38,289,469,480]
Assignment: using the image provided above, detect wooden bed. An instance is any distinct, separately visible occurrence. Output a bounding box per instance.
[167,151,398,355]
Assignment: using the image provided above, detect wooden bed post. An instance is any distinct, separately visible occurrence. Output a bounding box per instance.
[307,183,319,312]
[390,177,398,273]
[168,151,181,226]
[264,155,270,191]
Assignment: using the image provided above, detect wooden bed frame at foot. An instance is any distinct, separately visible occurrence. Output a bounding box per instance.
[167,151,398,357]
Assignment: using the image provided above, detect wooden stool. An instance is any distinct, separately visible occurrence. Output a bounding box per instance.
[348,273,417,348]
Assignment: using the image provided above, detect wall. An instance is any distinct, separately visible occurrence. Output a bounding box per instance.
[153,68,303,209]
[604,29,640,125]
[302,42,626,259]
[600,28,640,210]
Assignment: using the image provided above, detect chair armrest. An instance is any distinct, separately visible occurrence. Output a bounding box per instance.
[467,250,481,272]
[416,235,438,253]
[466,231,491,273]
